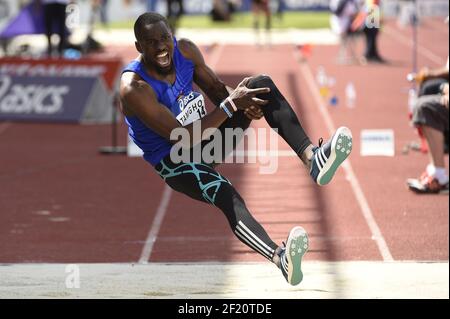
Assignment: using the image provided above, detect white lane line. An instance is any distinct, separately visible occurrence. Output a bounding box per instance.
[139,185,173,264]
[383,25,447,66]
[295,54,394,262]
[138,44,225,264]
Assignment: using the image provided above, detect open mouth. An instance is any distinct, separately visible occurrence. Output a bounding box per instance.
[156,51,171,68]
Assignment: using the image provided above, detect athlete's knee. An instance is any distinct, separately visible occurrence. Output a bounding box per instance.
[214,184,247,219]
[248,74,276,90]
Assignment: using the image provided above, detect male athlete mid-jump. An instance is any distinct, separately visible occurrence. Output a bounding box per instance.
[120,12,353,285]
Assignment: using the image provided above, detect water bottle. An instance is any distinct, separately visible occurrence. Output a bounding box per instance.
[63,49,82,60]
[408,88,417,120]
[345,82,356,108]
[316,66,329,98]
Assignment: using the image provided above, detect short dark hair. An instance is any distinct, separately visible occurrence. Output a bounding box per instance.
[134,12,170,41]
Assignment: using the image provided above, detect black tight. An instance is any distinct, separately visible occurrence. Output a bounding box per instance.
[155,158,278,260]
[154,75,312,261]
[248,75,312,156]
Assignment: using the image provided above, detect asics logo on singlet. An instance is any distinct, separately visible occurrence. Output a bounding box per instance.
[178,91,196,111]
[176,91,207,126]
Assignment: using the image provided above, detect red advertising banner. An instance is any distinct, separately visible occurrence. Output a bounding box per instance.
[0,56,124,123]
[0,75,111,122]
[0,56,124,92]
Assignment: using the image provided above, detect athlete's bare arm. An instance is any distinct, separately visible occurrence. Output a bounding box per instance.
[177,38,266,119]
[119,65,269,147]
[120,72,230,146]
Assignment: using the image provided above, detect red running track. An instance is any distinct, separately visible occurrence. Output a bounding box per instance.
[0,19,447,263]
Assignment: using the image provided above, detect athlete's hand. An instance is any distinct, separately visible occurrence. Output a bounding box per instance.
[228,77,270,112]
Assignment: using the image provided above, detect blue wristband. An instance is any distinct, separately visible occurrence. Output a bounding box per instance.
[220,101,233,118]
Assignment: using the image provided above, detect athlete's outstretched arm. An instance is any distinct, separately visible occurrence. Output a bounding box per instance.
[120,72,269,147]
[177,39,228,105]
[178,38,265,120]
[120,72,228,147]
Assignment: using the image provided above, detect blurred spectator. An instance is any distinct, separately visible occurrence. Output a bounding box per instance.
[251,0,271,47]
[211,0,229,21]
[166,0,183,34]
[82,0,105,54]
[37,0,70,57]
[329,0,361,64]
[409,18,449,155]
[276,0,285,22]
[228,0,240,16]
[362,0,385,63]
[92,0,109,28]
[408,83,449,194]
[416,59,449,149]
[211,0,239,22]
[407,17,449,193]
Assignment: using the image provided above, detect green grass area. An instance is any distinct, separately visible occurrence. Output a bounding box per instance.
[100,11,330,30]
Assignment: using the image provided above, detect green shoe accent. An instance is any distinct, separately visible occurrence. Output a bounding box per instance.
[286,226,309,286]
[319,131,353,185]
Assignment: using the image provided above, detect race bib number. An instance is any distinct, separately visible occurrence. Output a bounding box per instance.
[176,91,207,126]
